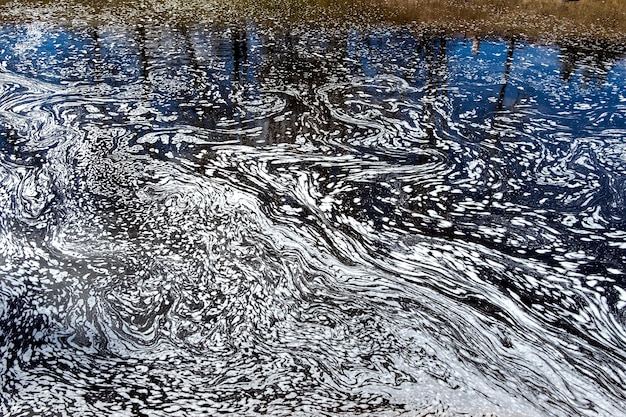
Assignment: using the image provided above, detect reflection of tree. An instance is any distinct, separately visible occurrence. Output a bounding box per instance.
[559,42,625,85]
[253,30,349,146]
[422,37,448,143]
[471,35,480,55]
[81,26,626,153]
[179,24,214,128]
[88,27,110,120]
[135,24,152,102]
[425,37,448,89]
[90,29,102,84]
[231,29,248,84]
[497,38,515,111]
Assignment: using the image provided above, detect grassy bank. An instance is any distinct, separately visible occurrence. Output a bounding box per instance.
[0,0,625,43]
[376,0,626,40]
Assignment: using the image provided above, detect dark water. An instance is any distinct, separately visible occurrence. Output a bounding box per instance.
[1,21,626,417]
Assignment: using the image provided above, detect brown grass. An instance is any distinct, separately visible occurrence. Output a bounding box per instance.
[373,0,626,39]
[0,0,625,43]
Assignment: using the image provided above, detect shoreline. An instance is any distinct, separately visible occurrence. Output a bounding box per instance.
[0,0,625,47]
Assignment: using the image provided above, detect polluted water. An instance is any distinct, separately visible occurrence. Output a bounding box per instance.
[0,8,626,417]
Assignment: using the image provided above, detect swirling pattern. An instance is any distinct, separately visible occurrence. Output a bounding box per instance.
[0,22,625,417]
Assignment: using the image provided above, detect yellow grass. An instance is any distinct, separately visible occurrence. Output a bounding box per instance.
[0,0,625,42]
[373,0,626,39]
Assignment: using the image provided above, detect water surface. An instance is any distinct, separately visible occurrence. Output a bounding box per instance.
[1,21,626,417]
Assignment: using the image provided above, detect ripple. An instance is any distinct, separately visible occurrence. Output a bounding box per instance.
[1,23,626,417]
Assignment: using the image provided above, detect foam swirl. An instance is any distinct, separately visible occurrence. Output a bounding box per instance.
[1,24,625,417]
